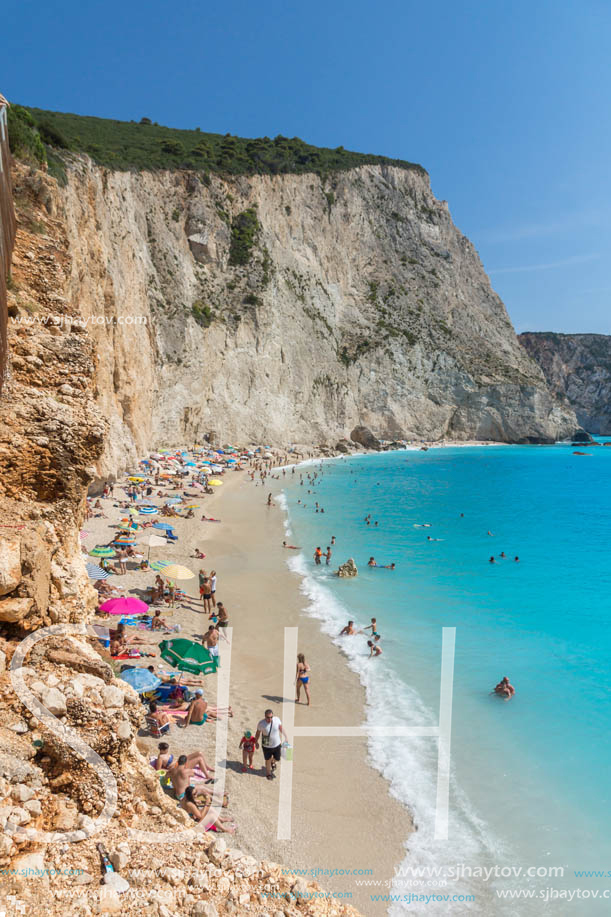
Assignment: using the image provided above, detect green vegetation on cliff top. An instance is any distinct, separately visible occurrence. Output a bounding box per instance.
[9,105,426,179]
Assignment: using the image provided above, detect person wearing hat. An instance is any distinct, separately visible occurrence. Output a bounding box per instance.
[239,729,256,772]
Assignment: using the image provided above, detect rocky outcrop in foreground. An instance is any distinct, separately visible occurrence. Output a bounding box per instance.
[519,332,611,434]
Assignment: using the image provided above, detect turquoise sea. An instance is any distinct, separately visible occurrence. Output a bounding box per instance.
[280,442,611,914]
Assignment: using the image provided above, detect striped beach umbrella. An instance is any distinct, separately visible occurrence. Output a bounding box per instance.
[89,546,116,558]
[139,506,159,515]
[86,562,109,580]
[149,560,171,572]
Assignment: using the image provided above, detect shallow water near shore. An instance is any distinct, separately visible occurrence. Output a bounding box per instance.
[281,442,611,913]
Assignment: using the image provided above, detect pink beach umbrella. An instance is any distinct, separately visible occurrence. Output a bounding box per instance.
[99,597,149,616]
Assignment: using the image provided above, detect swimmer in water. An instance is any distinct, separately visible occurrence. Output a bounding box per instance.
[514,556,520,562]
[493,677,515,700]
[339,621,356,636]
[489,556,496,563]
[367,557,377,567]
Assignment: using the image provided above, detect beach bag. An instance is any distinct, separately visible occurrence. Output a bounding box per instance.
[281,742,293,761]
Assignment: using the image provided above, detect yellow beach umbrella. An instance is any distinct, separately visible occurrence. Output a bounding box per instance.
[208,479,223,486]
[128,476,145,482]
[183,504,199,509]
[128,507,139,516]
[160,564,195,580]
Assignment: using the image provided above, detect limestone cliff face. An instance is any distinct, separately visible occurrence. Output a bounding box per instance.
[54,158,579,474]
[0,163,105,628]
[520,332,611,435]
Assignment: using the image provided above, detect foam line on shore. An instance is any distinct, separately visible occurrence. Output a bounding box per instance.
[283,537,505,914]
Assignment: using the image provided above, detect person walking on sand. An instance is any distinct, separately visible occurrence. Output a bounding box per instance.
[255,709,289,780]
[239,730,256,772]
[295,653,311,705]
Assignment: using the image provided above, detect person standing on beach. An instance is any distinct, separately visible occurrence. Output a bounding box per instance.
[199,568,208,608]
[295,653,311,705]
[210,570,217,608]
[255,709,288,780]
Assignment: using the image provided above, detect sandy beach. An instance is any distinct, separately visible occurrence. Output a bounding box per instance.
[86,463,411,914]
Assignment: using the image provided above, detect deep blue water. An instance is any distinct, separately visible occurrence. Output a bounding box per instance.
[280,442,611,914]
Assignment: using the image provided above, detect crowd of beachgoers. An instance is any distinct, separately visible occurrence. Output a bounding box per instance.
[83,443,310,835]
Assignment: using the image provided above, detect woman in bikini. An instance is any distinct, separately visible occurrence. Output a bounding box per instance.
[179,786,235,833]
[295,653,311,706]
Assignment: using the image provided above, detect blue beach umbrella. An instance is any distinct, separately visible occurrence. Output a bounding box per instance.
[119,667,161,693]
[153,522,175,532]
[139,506,159,515]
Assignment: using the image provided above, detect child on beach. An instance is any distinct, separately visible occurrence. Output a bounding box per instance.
[240,730,256,772]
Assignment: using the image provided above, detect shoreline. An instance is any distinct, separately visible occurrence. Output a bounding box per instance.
[87,463,410,915]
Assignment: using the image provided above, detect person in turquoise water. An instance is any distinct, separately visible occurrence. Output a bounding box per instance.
[493,677,515,700]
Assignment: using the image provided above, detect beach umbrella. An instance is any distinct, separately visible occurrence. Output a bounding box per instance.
[208,479,223,486]
[138,533,167,561]
[183,504,199,510]
[166,497,183,505]
[226,459,237,463]
[159,564,195,580]
[89,546,116,558]
[86,562,109,580]
[138,506,158,515]
[153,522,175,532]
[159,638,218,675]
[119,667,161,693]
[149,560,171,573]
[128,476,145,482]
[99,596,149,615]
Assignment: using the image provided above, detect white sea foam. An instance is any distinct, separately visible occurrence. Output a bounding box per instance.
[285,549,507,915]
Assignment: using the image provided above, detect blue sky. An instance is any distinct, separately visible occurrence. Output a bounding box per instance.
[3,0,610,333]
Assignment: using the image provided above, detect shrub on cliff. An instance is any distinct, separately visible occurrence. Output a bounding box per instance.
[6,106,46,166]
[229,209,260,266]
[192,301,212,327]
[19,106,428,179]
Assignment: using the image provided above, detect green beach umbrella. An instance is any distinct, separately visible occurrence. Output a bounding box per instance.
[89,546,116,558]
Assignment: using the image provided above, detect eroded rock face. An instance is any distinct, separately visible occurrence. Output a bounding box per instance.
[0,537,21,596]
[520,332,611,435]
[52,159,578,474]
[350,426,380,450]
[0,165,105,630]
